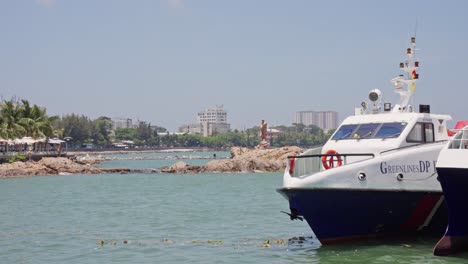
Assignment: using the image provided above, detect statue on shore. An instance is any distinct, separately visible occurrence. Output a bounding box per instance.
[257,119,270,149]
[260,120,267,140]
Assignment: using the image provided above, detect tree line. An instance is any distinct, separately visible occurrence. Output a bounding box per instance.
[0,98,335,148]
[0,98,58,139]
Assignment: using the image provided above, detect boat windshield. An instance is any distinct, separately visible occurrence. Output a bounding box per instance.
[332,122,407,140]
[374,122,407,138]
[332,124,358,140]
[354,123,380,138]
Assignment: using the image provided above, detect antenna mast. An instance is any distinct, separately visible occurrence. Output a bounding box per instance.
[391,37,419,112]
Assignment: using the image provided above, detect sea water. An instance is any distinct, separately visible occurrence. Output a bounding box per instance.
[0,151,467,263]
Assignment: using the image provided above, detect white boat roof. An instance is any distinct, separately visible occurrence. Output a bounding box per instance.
[341,112,452,125]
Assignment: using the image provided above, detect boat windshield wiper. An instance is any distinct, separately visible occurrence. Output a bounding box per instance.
[336,132,351,141]
[382,132,401,140]
[360,131,373,139]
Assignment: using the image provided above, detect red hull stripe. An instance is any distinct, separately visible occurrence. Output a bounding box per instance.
[402,194,442,231]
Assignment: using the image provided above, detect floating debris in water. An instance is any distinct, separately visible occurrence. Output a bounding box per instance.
[191,240,223,245]
[161,238,174,244]
[97,240,120,246]
[262,239,287,248]
[207,240,223,244]
[273,239,286,246]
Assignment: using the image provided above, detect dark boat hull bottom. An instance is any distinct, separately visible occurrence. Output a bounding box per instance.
[278,188,447,244]
[434,167,468,256]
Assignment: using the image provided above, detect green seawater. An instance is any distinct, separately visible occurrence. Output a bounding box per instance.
[1,151,467,263]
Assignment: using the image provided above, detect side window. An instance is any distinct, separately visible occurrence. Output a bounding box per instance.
[424,123,434,142]
[407,123,423,142]
[406,122,434,143]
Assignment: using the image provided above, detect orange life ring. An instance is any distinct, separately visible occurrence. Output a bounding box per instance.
[321,149,343,170]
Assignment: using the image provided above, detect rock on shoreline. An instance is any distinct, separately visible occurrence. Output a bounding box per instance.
[0,157,130,178]
[162,146,302,173]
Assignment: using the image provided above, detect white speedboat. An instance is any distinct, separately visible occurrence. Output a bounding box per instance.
[278,37,452,244]
[433,123,468,256]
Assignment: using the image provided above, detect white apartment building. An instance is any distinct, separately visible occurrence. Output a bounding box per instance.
[294,111,338,131]
[200,121,230,137]
[197,105,230,136]
[197,105,227,123]
[179,105,231,136]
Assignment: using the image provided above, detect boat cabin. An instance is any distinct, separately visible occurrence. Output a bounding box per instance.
[323,109,452,156]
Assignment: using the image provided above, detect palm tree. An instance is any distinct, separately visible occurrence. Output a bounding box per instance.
[19,104,55,138]
[0,100,26,139]
[1,98,60,153]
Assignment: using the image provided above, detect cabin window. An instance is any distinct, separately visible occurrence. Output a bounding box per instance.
[449,129,468,149]
[425,123,434,142]
[353,123,380,138]
[407,123,423,142]
[406,122,434,143]
[449,132,462,149]
[374,122,407,138]
[331,124,358,140]
[333,122,408,140]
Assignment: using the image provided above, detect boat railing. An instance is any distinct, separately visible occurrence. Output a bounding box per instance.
[287,152,375,178]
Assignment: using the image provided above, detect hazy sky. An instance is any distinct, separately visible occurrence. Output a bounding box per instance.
[1,0,467,131]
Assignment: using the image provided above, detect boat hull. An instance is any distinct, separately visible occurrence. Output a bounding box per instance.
[434,167,468,256]
[278,188,447,244]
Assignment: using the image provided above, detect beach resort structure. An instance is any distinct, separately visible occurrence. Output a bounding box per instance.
[294,111,338,131]
[0,136,65,161]
[178,105,231,136]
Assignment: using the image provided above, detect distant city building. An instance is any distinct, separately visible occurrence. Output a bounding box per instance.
[112,118,149,130]
[179,105,231,136]
[157,132,186,136]
[133,120,147,128]
[200,121,231,137]
[198,105,230,136]
[294,111,338,131]
[112,118,133,130]
[178,123,202,134]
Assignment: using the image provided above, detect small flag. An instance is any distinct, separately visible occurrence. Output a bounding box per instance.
[411,82,416,92]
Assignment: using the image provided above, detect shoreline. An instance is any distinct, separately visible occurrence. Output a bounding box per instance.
[0,146,302,178]
[68,147,225,156]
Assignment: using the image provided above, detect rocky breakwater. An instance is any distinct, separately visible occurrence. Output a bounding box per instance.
[162,146,302,173]
[0,157,130,178]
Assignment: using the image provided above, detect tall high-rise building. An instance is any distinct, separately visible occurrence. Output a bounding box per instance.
[294,111,338,131]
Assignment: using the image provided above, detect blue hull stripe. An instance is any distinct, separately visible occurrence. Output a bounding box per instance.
[278,188,447,243]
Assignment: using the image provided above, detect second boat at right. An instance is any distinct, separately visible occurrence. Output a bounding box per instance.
[434,122,468,256]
